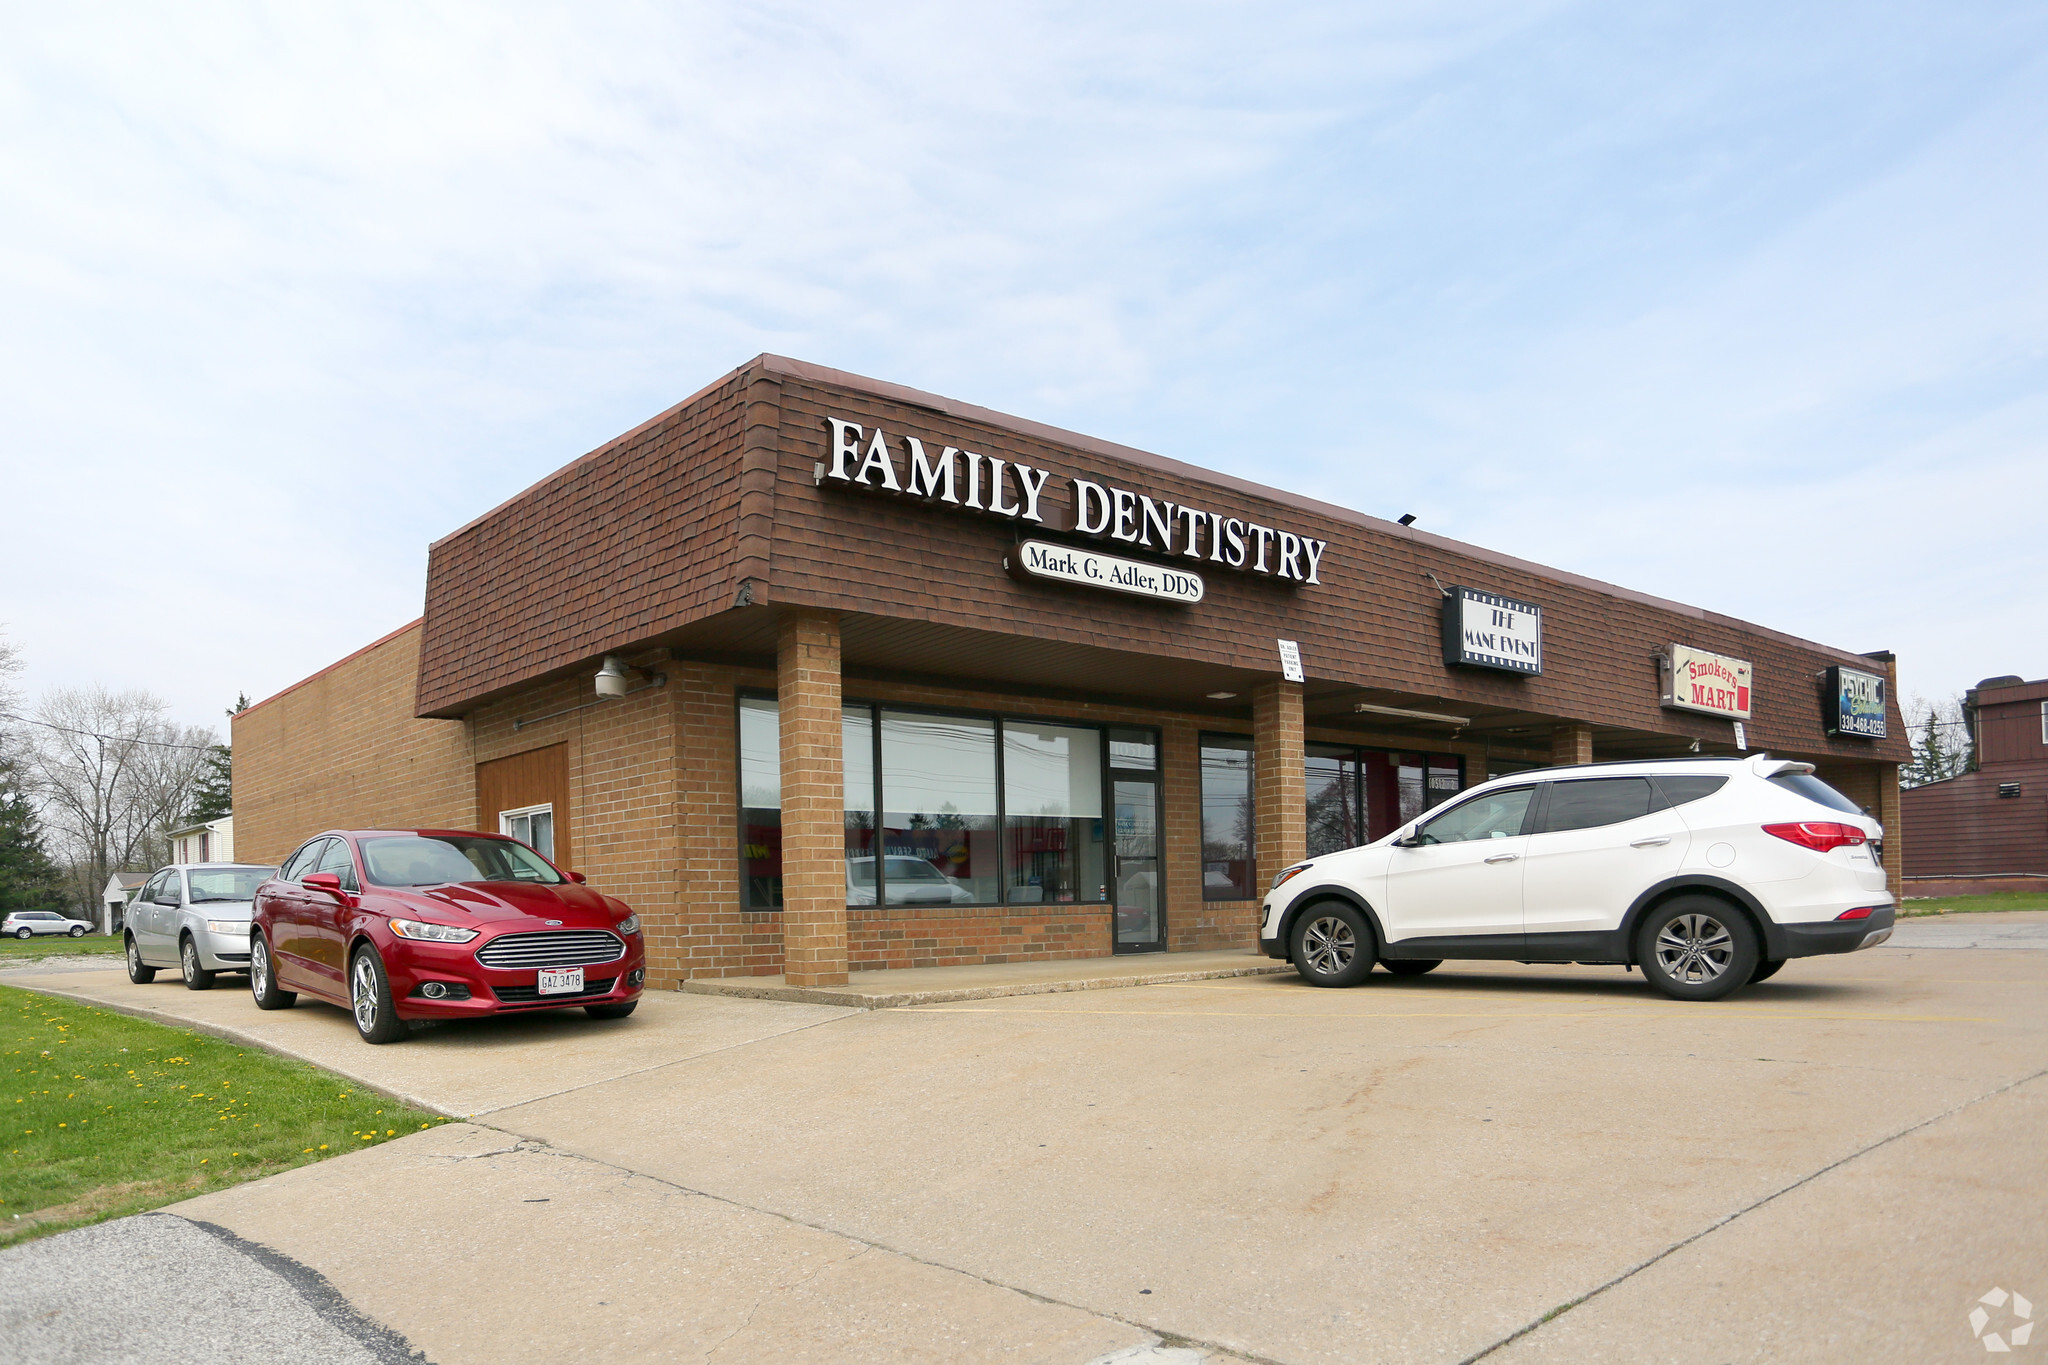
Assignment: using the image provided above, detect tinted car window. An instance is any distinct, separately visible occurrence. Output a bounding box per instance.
[1414,787,1535,845]
[1540,778,1655,832]
[281,841,327,882]
[1769,772,1863,815]
[1652,775,1729,808]
[316,841,360,892]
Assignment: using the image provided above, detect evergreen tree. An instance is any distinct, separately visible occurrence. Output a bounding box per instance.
[0,756,64,912]
[183,693,248,824]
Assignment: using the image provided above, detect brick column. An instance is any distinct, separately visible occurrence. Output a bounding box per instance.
[1252,680,1306,896]
[777,611,847,986]
[1879,762,1903,903]
[1550,723,1594,767]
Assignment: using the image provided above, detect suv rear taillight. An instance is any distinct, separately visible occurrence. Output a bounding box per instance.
[1835,906,1879,920]
[1763,821,1868,853]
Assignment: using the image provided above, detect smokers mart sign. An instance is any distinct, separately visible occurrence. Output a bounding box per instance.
[817,416,1330,594]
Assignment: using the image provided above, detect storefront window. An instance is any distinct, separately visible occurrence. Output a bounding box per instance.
[878,710,1001,905]
[1304,746,1465,850]
[1200,736,1254,900]
[1398,753,1465,826]
[739,697,781,910]
[843,705,877,905]
[1003,721,1106,904]
[1305,745,1360,859]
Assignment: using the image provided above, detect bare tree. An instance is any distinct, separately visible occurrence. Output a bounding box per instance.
[26,686,216,915]
[1903,691,1972,788]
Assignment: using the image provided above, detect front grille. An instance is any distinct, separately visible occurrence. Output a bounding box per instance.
[475,930,625,970]
[492,977,617,1005]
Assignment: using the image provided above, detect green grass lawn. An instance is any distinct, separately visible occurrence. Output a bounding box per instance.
[1,983,452,1247]
[1900,891,2048,917]
[0,934,125,962]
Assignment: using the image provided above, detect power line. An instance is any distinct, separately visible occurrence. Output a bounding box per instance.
[0,712,220,753]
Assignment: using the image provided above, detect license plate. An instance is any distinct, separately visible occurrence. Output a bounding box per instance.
[538,966,584,995]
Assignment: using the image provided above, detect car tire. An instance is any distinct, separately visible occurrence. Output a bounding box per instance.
[68,926,86,938]
[1382,959,1442,977]
[180,935,217,991]
[1290,902,1377,988]
[1749,958,1785,985]
[349,945,409,1044]
[1637,895,1759,1002]
[13,927,29,939]
[249,932,296,1010]
[125,935,157,984]
[585,1001,638,1020]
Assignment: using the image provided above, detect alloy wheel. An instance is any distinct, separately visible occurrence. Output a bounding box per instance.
[251,940,268,996]
[352,955,378,1033]
[128,940,142,972]
[182,941,199,982]
[1302,914,1357,975]
[1654,913,1733,984]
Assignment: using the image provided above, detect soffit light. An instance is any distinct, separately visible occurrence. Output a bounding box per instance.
[1206,691,1239,700]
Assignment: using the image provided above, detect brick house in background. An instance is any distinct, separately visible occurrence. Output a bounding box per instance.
[1901,675,2048,895]
[230,355,1909,990]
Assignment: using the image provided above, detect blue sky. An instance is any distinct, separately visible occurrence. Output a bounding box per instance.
[4,2,2044,737]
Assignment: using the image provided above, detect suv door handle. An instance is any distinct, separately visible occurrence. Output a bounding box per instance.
[1630,837,1671,848]
[1483,853,1519,864]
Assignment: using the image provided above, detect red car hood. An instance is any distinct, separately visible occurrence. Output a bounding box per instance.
[390,880,618,927]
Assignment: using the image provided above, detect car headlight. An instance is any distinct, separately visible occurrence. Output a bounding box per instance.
[616,914,640,936]
[388,918,479,943]
[1270,862,1313,892]
[205,920,251,936]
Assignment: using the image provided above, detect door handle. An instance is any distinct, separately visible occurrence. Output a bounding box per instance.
[1630,837,1671,848]
[1483,853,1519,864]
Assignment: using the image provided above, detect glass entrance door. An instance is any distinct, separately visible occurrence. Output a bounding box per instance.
[1112,771,1164,953]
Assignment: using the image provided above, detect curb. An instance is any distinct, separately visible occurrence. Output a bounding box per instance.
[682,960,1293,1010]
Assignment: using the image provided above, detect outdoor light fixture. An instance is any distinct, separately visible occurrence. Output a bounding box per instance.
[1206,691,1238,700]
[595,655,631,698]
[1397,513,1417,526]
[1353,702,1471,725]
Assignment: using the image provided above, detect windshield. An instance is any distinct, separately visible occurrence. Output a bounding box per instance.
[186,868,275,903]
[360,835,565,888]
[1769,772,1864,816]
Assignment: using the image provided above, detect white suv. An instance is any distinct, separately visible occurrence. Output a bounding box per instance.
[1260,755,1895,1001]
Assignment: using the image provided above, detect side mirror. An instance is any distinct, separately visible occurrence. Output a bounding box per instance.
[156,891,181,906]
[565,870,587,884]
[303,872,343,895]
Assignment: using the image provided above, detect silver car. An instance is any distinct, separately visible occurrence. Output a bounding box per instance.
[124,863,278,990]
[3,910,93,939]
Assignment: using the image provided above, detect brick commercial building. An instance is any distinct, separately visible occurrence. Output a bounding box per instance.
[1900,675,2048,896]
[232,355,1910,988]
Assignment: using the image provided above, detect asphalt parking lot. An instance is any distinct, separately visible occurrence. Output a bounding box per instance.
[6,915,2045,1364]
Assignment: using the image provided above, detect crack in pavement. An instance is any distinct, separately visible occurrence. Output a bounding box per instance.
[1455,1065,2048,1364]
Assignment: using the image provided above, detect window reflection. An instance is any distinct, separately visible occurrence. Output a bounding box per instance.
[878,711,1000,905]
[1199,737,1254,899]
[1003,721,1106,904]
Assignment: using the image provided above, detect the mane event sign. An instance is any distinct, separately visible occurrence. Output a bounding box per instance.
[818,416,1329,587]
[1441,586,1543,675]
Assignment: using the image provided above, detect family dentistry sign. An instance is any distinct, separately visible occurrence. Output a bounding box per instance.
[818,417,1330,585]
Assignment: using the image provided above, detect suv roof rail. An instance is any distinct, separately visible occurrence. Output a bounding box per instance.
[1495,754,1760,782]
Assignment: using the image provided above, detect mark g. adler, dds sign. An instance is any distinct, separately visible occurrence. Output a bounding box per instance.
[1005,541,1205,604]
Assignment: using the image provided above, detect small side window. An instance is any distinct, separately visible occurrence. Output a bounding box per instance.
[316,839,360,892]
[1652,775,1729,808]
[1538,778,1656,833]
[282,841,327,883]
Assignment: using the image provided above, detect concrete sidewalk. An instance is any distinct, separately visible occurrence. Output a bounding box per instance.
[682,948,1290,1009]
[9,926,2048,1363]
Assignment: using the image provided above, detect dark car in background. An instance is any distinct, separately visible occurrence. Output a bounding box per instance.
[249,829,646,1043]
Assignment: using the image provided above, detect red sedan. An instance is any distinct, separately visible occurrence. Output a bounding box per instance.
[249,828,646,1044]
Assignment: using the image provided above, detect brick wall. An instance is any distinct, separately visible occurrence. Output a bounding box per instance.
[231,622,474,865]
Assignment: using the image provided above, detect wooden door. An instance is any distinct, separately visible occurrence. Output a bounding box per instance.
[476,744,572,868]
